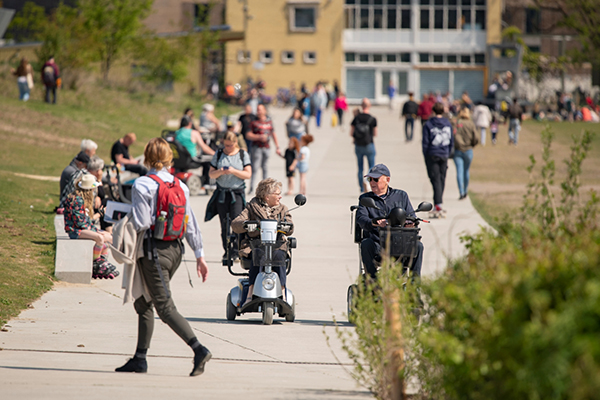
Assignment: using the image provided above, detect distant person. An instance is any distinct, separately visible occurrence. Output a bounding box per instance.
[490,114,499,145]
[334,91,348,129]
[422,102,453,217]
[246,104,282,193]
[41,56,60,104]
[182,107,199,131]
[312,83,328,128]
[401,92,419,141]
[461,91,473,111]
[235,103,257,152]
[226,120,247,151]
[80,139,98,157]
[60,151,89,198]
[286,108,308,141]
[199,103,222,135]
[472,102,492,146]
[296,134,314,195]
[282,137,300,195]
[175,115,215,172]
[111,133,148,176]
[11,57,33,101]
[453,107,479,200]
[508,98,523,146]
[350,98,378,192]
[387,80,396,110]
[417,94,433,127]
[60,155,103,208]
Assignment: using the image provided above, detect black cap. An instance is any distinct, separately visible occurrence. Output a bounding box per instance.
[364,164,390,178]
[75,151,90,164]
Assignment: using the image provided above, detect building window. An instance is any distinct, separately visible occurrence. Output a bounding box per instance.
[289,5,317,32]
[433,54,444,63]
[400,52,411,62]
[344,0,411,30]
[525,8,540,34]
[259,51,273,64]
[460,54,471,63]
[386,53,397,62]
[237,50,251,64]
[447,54,457,63]
[303,51,317,64]
[281,51,295,64]
[373,54,383,62]
[194,4,211,26]
[420,9,430,29]
[359,53,370,62]
[419,53,430,63]
[474,53,485,64]
[416,0,485,31]
[346,52,356,62]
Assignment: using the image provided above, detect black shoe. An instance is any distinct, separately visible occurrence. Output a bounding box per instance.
[115,357,147,373]
[190,346,212,376]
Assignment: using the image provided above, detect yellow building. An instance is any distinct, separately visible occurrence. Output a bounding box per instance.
[225,0,344,95]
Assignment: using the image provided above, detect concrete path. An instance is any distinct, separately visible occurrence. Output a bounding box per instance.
[0,106,488,399]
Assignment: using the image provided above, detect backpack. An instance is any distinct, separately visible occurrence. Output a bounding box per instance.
[353,116,373,146]
[215,147,246,167]
[43,65,56,86]
[149,175,187,241]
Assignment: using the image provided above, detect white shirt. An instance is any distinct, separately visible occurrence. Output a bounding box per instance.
[131,168,204,258]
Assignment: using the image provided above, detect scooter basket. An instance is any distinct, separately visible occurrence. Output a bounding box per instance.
[379,227,419,259]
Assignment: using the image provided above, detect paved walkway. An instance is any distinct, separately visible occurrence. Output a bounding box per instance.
[0,106,488,399]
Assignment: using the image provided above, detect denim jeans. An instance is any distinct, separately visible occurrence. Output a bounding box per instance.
[18,81,30,101]
[355,143,376,190]
[405,117,414,141]
[315,109,323,127]
[508,119,520,144]
[479,127,487,146]
[453,149,473,197]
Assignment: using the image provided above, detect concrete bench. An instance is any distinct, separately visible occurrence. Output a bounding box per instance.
[54,215,93,284]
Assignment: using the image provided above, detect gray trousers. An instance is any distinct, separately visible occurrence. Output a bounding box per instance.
[249,146,270,191]
[134,239,195,350]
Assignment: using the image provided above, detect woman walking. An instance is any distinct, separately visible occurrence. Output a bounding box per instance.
[286,108,307,141]
[11,58,33,101]
[334,91,348,129]
[206,132,252,260]
[453,107,479,200]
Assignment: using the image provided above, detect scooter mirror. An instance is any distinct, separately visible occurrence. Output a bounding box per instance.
[359,197,380,210]
[294,194,307,206]
[416,202,433,212]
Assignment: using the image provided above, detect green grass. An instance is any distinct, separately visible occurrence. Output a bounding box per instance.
[0,78,240,326]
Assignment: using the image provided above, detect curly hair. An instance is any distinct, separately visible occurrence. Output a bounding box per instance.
[255,178,282,202]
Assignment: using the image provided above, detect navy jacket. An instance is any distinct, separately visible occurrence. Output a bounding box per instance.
[356,188,415,244]
[422,116,454,158]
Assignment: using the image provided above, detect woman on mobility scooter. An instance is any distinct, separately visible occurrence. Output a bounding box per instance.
[231,178,293,306]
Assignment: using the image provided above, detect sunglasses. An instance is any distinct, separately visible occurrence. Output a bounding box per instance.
[368,177,380,183]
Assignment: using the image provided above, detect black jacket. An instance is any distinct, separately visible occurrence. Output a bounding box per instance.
[356,188,415,244]
[402,100,419,116]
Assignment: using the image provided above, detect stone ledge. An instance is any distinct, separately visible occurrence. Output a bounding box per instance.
[54,215,93,284]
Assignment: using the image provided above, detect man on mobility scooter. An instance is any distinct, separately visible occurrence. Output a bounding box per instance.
[356,164,424,280]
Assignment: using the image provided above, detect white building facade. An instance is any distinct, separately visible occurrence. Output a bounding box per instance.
[342,0,499,105]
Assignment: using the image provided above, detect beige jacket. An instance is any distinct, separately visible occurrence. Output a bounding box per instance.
[231,197,294,257]
[110,213,149,304]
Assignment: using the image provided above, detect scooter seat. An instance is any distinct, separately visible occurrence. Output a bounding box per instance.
[240,256,252,270]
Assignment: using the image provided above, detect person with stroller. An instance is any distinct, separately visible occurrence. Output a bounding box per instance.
[231,178,294,305]
[356,164,423,281]
[205,132,252,260]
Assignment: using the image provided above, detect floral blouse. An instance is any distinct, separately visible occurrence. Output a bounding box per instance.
[63,194,97,234]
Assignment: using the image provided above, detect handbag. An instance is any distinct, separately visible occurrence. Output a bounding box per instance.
[26,73,34,89]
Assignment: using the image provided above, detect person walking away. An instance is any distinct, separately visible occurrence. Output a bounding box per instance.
[387,80,396,110]
[417,94,433,128]
[246,104,282,193]
[490,115,499,145]
[235,104,257,152]
[111,133,149,176]
[312,83,327,128]
[472,102,492,146]
[41,56,60,104]
[296,134,314,195]
[334,92,348,130]
[453,108,479,200]
[282,137,300,195]
[422,102,453,217]
[12,58,33,101]
[401,92,419,141]
[115,137,211,376]
[508,98,523,146]
[286,108,307,141]
[206,132,252,260]
[350,98,378,192]
[63,174,117,279]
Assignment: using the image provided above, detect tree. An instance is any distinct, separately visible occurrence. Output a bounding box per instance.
[79,0,153,82]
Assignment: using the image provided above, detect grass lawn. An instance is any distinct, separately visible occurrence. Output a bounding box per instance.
[468,120,600,229]
[0,79,239,326]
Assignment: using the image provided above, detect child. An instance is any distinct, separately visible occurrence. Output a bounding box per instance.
[283,137,300,195]
[296,135,314,195]
[63,174,118,279]
[490,115,499,145]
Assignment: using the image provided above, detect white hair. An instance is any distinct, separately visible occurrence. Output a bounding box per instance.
[80,139,98,152]
[86,156,104,172]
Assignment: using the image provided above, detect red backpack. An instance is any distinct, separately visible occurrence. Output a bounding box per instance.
[148,175,187,241]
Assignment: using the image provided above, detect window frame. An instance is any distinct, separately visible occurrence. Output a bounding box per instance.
[237,50,251,64]
[281,50,296,64]
[303,51,317,64]
[289,3,318,33]
[344,1,412,30]
[259,50,274,64]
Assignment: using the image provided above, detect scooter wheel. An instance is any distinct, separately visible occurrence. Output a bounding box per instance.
[226,293,236,321]
[262,302,274,325]
[285,300,295,322]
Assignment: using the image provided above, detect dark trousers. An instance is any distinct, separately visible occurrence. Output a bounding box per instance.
[124,163,149,176]
[336,108,344,126]
[216,191,245,252]
[134,239,195,350]
[248,249,287,288]
[425,155,448,206]
[45,86,56,104]
[360,238,423,279]
[405,117,415,141]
